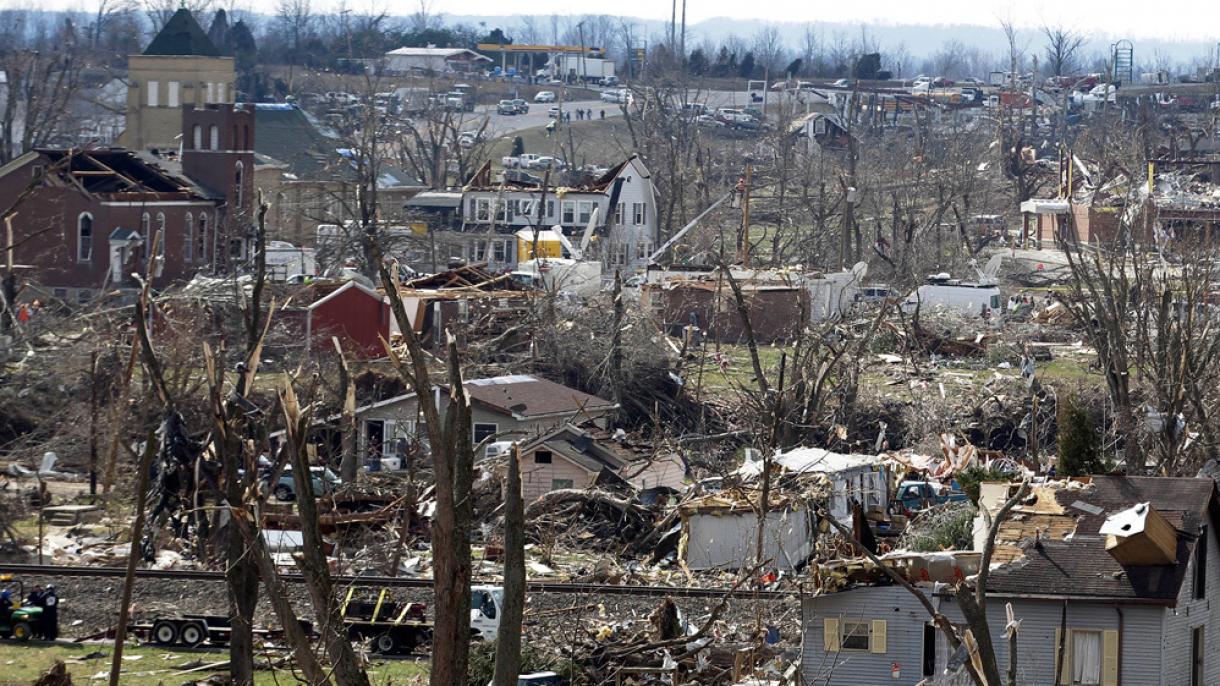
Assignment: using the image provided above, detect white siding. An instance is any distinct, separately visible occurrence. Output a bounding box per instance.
[682,504,812,571]
[1163,524,1220,686]
[939,598,1163,685]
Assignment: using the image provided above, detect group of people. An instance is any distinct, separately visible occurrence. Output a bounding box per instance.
[0,583,59,640]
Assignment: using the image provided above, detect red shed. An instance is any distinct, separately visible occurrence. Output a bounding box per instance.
[304,280,391,358]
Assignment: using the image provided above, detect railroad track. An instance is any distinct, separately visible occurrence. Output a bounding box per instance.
[0,563,794,600]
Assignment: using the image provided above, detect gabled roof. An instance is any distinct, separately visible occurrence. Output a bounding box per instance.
[144,9,221,57]
[986,476,1219,604]
[520,424,626,473]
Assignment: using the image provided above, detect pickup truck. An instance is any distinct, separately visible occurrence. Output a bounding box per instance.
[502,153,542,169]
[896,481,968,513]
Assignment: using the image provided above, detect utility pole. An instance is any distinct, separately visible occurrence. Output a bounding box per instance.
[680,0,687,59]
[741,163,753,267]
[89,351,98,496]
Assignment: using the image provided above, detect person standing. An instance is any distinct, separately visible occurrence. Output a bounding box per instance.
[25,585,44,639]
[40,585,58,640]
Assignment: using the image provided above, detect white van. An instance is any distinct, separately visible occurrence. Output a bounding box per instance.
[903,274,1001,317]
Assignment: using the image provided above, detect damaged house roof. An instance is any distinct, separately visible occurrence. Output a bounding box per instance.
[31,148,208,200]
[464,156,639,193]
[463,375,616,420]
[985,476,1219,604]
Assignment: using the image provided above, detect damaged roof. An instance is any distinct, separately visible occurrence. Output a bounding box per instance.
[30,148,207,199]
[985,476,1219,604]
[520,424,627,473]
[464,156,639,193]
[464,375,616,420]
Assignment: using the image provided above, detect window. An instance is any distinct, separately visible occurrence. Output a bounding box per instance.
[141,212,150,235]
[206,82,215,104]
[192,124,201,149]
[613,202,624,225]
[473,423,497,444]
[242,125,250,150]
[52,288,67,299]
[234,162,244,208]
[1193,626,1205,686]
[229,238,243,258]
[470,240,487,261]
[475,198,492,222]
[561,201,575,224]
[546,200,555,218]
[552,479,574,490]
[1196,526,1208,599]
[154,213,166,257]
[1071,630,1102,685]
[198,213,209,262]
[517,199,534,218]
[76,213,93,262]
[609,242,628,267]
[823,618,886,655]
[636,241,653,261]
[147,80,158,107]
[534,450,553,464]
[577,200,593,224]
[167,81,180,107]
[77,289,92,304]
[209,125,219,150]
[184,214,194,261]
[633,202,647,225]
[492,239,508,262]
[840,621,871,651]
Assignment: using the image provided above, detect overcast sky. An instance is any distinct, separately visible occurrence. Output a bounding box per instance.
[418,0,1218,42]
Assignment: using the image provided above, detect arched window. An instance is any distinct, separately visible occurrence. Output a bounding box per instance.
[141,212,150,235]
[243,125,250,150]
[209,125,219,150]
[234,162,244,208]
[192,124,202,150]
[198,213,209,263]
[76,213,93,262]
[155,212,166,256]
[232,125,238,148]
[184,214,194,262]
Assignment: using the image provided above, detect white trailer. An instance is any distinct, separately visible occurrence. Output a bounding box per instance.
[544,55,615,83]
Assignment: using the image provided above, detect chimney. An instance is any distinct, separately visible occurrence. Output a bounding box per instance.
[1100,502,1178,566]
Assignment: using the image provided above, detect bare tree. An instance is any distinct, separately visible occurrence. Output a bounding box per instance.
[0,13,85,164]
[1042,24,1086,77]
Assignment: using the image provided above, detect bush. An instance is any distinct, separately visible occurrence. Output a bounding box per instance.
[956,465,1010,505]
[467,639,579,686]
[1057,391,1105,476]
[899,501,977,552]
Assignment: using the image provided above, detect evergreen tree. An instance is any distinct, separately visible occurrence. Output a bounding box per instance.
[688,48,708,75]
[738,52,755,78]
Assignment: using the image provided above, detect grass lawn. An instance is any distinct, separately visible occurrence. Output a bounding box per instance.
[0,642,427,685]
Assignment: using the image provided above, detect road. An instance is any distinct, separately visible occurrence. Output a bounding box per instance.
[472,98,622,138]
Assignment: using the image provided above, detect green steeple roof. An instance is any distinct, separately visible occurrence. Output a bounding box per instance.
[143,8,220,57]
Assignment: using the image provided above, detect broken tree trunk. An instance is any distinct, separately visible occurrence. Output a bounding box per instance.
[380,263,475,686]
[281,383,371,686]
[492,445,526,686]
[232,502,331,686]
[108,435,156,686]
[335,337,359,483]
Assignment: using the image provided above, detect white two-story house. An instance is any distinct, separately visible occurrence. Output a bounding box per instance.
[445,155,657,273]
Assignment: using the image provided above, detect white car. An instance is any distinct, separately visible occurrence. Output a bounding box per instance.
[832,78,851,88]
[547,105,561,118]
[534,90,556,103]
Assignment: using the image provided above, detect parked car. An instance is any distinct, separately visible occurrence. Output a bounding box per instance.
[896,480,968,514]
[529,156,566,171]
[458,131,481,148]
[534,90,557,103]
[268,466,340,501]
[714,107,753,124]
[496,99,517,115]
[832,78,851,88]
[601,75,619,87]
[511,98,529,113]
[502,153,543,169]
[695,113,725,127]
[547,105,561,118]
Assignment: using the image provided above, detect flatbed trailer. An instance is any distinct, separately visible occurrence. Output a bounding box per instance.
[130,614,312,648]
[340,588,432,655]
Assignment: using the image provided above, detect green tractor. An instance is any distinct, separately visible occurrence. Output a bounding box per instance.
[0,575,42,641]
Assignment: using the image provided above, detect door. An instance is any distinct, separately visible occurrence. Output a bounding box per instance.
[922,623,937,677]
[365,420,385,464]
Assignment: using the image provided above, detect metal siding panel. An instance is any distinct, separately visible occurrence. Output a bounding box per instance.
[800,587,928,685]
[941,599,1164,685]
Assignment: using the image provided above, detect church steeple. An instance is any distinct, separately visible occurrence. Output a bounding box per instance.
[143,8,220,57]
